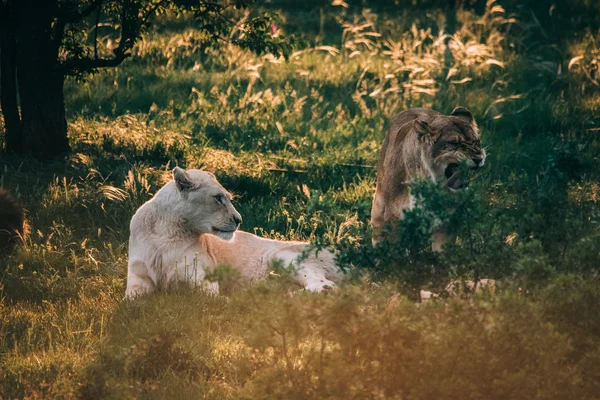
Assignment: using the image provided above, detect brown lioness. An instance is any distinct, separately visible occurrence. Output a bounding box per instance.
[371,107,486,250]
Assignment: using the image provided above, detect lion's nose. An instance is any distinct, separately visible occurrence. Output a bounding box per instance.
[472,156,483,167]
[232,214,242,226]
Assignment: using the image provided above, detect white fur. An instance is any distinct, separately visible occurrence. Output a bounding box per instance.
[125,169,342,298]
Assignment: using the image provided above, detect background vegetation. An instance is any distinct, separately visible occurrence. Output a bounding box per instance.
[1,0,600,398]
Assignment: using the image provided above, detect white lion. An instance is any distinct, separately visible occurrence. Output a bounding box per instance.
[125,167,342,298]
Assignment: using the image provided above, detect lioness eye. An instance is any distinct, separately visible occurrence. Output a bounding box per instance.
[214,194,225,205]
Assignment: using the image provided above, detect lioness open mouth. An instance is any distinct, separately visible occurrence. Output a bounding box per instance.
[445,162,481,190]
[445,163,464,190]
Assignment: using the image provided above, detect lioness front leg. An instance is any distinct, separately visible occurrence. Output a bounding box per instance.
[371,189,386,245]
[125,268,156,299]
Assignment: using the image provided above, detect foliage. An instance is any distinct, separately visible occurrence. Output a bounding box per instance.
[33,0,296,79]
[0,0,294,159]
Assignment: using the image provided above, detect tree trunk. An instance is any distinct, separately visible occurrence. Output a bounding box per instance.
[13,0,70,159]
[16,56,70,159]
[0,2,22,153]
[0,0,70,159]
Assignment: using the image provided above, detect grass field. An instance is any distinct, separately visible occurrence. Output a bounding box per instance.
[1,1,600,398]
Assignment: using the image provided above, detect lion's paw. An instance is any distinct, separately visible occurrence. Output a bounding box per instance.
[305,279,337,293]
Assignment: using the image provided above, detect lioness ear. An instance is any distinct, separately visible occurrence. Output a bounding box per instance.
[450,107,474,124]
[414,120,432,137]
[173,167,194,191]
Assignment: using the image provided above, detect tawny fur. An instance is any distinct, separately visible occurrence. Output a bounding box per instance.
[126,168,341,298]
[371,107,486,249]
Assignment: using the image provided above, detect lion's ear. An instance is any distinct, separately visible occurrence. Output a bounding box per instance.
[173,167,194,191]
[450,107,474,124]
[414,120,432,138]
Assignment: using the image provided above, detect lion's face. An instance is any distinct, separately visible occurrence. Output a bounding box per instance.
[171,168,242,240]
[415,107,486,190]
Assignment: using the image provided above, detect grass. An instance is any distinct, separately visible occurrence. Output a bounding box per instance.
[1,0,600,398]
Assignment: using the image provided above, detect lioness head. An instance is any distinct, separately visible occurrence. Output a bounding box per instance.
[414,107,486,190]
[170,167,242,240]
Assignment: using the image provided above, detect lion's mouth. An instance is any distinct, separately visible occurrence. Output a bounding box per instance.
[212,227,236,240]
[445,163,464,190]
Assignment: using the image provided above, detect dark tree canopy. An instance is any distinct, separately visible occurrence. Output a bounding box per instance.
[0,0,291,159]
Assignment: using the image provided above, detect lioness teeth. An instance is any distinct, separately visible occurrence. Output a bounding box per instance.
[444,163,458,178]
[447,172,463,190]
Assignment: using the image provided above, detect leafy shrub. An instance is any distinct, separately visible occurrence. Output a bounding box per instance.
[337,133,600,294]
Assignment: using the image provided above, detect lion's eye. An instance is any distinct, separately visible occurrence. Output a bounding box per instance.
[214,195,225,205]
[448,140,461,146]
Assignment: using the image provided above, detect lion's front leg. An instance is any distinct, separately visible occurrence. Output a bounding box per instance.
[125,260,156,299]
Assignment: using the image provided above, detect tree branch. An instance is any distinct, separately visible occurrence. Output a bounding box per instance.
[93,0,103,59]
[140,0,170,27]
[61,51,131,73]
[52,17,66,57]
[61,0,136,75]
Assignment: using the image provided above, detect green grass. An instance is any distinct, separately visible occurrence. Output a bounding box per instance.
[2,1,600,398]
